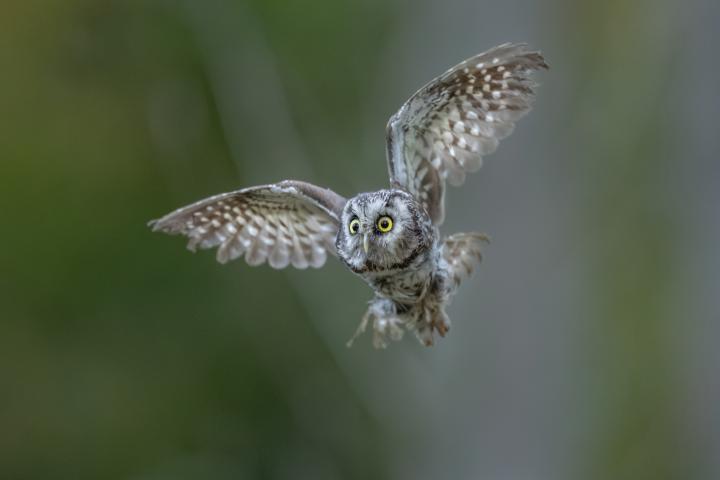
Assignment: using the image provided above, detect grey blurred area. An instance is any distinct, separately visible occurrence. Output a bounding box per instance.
[1,0,718,479]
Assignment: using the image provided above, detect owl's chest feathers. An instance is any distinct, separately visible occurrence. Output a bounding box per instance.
[364,248,439,305]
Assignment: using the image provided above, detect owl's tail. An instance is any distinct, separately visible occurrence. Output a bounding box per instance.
[440,232,490,293]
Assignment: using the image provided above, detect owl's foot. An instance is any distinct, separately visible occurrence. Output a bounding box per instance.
[414,306,450,347]
[348,300,451,348]
[372,315,405,349]
[347,299,406,349]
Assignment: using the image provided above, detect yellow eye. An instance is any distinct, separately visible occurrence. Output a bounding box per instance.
[376,216,393,233]
[349,218,360,235]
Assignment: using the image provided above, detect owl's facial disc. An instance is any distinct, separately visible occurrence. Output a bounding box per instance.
[337,190,423,272]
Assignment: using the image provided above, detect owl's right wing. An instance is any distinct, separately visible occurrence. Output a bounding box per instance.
[149,180,347,269]
[386,43,547,224]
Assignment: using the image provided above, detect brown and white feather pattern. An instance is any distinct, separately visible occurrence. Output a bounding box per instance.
[149,43,548,349]
[149,181,346,269]
[386,43,548,224]
[441,233,490,291]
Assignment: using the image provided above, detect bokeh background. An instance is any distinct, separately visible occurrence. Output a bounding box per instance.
[2,0,718,479]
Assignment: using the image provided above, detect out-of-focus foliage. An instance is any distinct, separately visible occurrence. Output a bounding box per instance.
[1,0,718,479]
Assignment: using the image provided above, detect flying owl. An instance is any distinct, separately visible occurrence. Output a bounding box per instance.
[149,43,547,348]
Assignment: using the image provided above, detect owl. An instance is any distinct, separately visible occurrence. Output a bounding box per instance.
[149,43,547,348]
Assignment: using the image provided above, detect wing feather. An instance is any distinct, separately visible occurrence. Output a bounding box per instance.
[387,43,548,224]
[441,232,490,290]
[149,180,346,269]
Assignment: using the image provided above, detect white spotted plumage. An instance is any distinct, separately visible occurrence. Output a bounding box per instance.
[150,181,344,269]
[150,43,547,348]
[386,43,548,224]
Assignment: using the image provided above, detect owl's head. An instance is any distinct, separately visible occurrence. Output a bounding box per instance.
[336,190,431,273]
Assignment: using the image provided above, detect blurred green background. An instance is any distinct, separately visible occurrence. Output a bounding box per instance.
[1,0,718,479]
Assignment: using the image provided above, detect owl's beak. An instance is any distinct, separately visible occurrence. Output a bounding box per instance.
[363,233,370,254]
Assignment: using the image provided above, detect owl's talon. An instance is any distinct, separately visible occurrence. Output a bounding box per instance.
[431,306,450,338]
[346,310,373,348]
[434,319,450,337]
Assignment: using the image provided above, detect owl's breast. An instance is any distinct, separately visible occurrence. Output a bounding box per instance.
[365,250,437,305]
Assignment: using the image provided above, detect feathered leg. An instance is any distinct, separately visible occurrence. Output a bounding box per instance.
[347,298,406,349]
[414,303,451,346]
[411,232,489,346]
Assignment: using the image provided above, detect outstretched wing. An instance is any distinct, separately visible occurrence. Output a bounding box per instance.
[441,233,490,291]
[386,43,548,224]
[149,180,347,269]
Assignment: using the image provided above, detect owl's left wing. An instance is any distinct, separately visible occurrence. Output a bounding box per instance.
[386,43,547,224]
[441,232,490,291]
[149,180,347,269]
